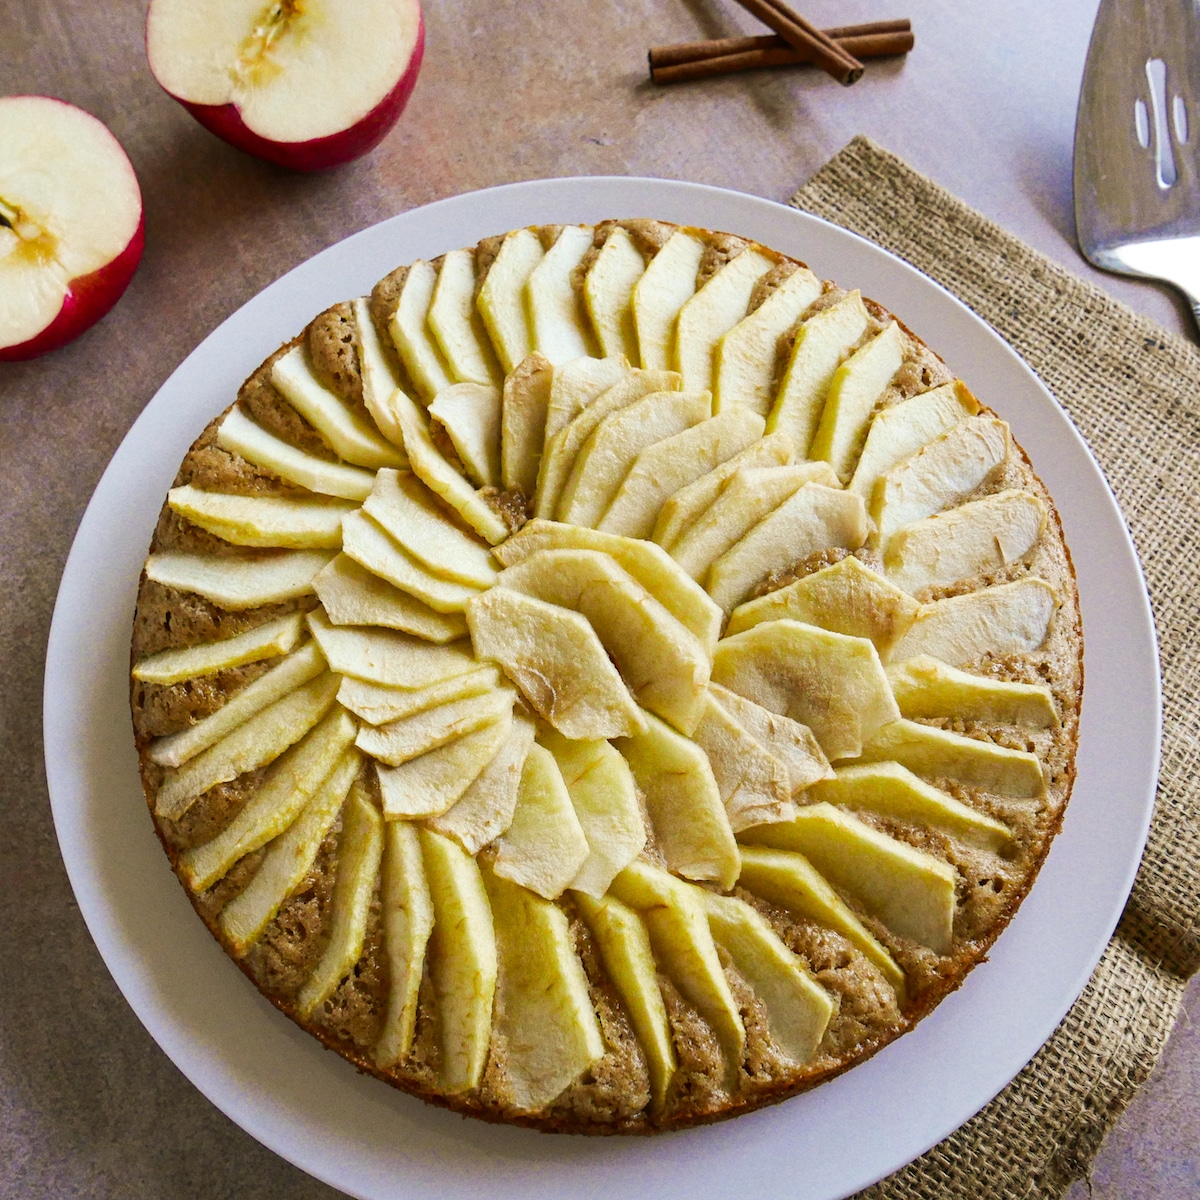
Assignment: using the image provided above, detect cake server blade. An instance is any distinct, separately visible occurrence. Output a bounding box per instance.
[1073,0,1200,332]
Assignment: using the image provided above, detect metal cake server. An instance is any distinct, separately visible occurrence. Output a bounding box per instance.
[1074,0,1200,332]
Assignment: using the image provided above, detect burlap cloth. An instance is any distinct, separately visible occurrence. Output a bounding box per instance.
[786,137,1200,1198]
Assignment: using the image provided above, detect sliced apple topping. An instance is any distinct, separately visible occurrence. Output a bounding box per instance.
[810,762,1011,853]
[168,485,355,550]
[712,620,899,761]
[726,555,920,659]
[133,611,304,685]
[338,665,501,727]
[307,609,474,687]
[355,686,516,765]
[270,345,406,469]
[390,259,455,402]
[714,265,823,415]
[352,298,410,457]
[375,820,435,1068]
[477,227,545,374]
[427,383,503,489]
[890,577,1058,666]
[584,226,647,362]
[428,248,502,387]
[501,351,554,497]
[466,587,646,739]
[541,357,630,451]
[217,405,376,501]
[419,829,497,1095]
[631,230,706,371]
[482,863,605,1112]
[527,224,599,364]
[886,655,1058,727]
[615,712,740,889]
[767,290,871,456]
[492,742,590,898]
[313,554,468,643]
[740,803,958,954]
[144,549,334,609]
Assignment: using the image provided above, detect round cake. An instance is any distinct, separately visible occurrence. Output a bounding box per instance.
[129,219,1082,1133]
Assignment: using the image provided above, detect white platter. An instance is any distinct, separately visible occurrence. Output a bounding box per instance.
[44,177,1160,1200]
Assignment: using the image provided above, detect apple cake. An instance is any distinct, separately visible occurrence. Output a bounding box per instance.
[130,219,1081,1133]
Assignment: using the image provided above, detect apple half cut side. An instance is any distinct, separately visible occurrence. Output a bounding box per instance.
[0,97,144,362]
[146,0,425,172]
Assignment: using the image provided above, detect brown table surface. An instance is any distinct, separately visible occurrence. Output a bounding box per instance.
[3,1,1197,1196]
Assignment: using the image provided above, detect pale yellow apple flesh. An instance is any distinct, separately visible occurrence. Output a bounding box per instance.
[352,297,411,458]
[144,549,335,610]
[542,355,630,443]
[477,227,545,374]
[355,686,516,765]
[132,611,304,685]
[527,224,599,364]
[337,665,501,727]
[306,609,475,687]
[427,382,503,489]
[631,230,705,371]
[584,226,647,362]
[428,248,502,387]
[500,352,553,497]
[390,259,455,402]
[886,654,1058,727]
[168,484,355,550]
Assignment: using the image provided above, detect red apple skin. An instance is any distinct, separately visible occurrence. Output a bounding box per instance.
[0,203,145,364]
[161,10,424,172]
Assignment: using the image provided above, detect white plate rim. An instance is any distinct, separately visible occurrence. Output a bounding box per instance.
[43,175,1161,1200]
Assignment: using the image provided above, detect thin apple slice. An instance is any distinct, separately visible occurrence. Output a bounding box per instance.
[675,248,774,391]
[389,384,508,544]
[891,577,1058,666]
[598,408,766,539]
[810,761,1012,853]
[736,845,905,998]
[179,705,358,891]
[217,406,376,500]
[886,654,1058,727]
[670,462,841,583]
[428,248,502,386]
[884,489,1048,593]
[313,554,467,643]
[873,417,1010,540]
[295,782,384,1019]
[584,226,647,361]
[338,666,501,727]
[376,711,514,819]
[707,682,832,797]
[615,712,740,889]
[492,520,722,655]
[608,861,745,1074]
[341,510,480,612]
[740,803,958,953]
[501,352,554,497]
[356,687,516,765]
[390,259,454,402]
[652,430,794,551]
[419,829,497,1094]
[375,820,435,1067]
[632,230,706,371]
[712,619,899,761]
[155,672,341,821]
[848,380,979,499]
[218,749,361,955]
[168,485,354,550]
[701,891,833,1063]
[707,484,870,613]
[492,743,590,899]
[144,549,333,609]
[482,863,604,1112]
[858,719,1045,797]
[808,322,905,482]
[425,716,536,854]
[306,609,474,687]
[362,469,497,589]
[427,382,502,488]
[353,297,410,456]
[148,641,326,769]
[527,224,599,364]
[765,290,871,456]
[559,389,711,528]
[713,265,823,415]
[270,345,406,469]
[726,555,920,659]
[133,611,304,685]
[543,354,630,443]
[540,728,645,898]
[497,548,710,735]
[466,587,646,739]
[477,227,544,373]
[572,891,676,1109]
[535,369,681,520]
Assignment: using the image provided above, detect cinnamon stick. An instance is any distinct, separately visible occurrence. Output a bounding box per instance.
[730,0,864,85]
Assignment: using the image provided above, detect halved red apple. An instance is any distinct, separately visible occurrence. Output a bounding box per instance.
[0,96,144,362]
[146,0,425,172]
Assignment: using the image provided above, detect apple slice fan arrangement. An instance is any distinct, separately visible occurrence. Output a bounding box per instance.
[129,219,1082,1133]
